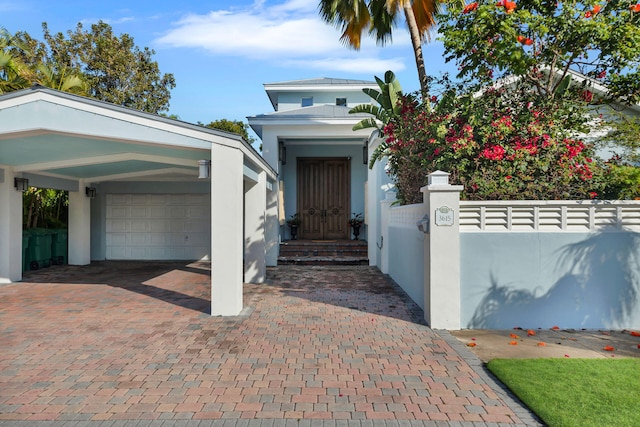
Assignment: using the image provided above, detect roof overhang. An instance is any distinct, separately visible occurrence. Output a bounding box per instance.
[0,86,276,187]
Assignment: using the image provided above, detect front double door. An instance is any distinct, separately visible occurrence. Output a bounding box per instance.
[297,158,350,240]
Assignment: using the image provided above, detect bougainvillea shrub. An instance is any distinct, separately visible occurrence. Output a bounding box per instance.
[381,78,602,203]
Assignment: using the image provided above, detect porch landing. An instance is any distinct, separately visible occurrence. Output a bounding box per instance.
[278,239,368,265]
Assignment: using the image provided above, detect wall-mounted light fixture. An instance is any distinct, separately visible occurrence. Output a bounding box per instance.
[198,160,211,179]
[85,186,97,198]
[14,177,29,192]
[279,141,287,165]
[362,140,368,165]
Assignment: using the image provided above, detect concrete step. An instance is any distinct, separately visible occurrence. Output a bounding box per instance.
[278,240,368,266]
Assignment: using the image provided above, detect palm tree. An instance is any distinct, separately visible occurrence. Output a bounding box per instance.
[319,0,441,97]
[0,28,30,93]
[32,63,88,95]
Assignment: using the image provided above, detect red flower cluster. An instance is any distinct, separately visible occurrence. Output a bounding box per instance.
[564,138,585,159]
[584,4,600,18]
[496,0,517,13]
[581,90,594,102]
[517,35,533,45]
[481,145,506,160]
[630,3,640,12]
[463,2,479,13]
[445,122,475,152]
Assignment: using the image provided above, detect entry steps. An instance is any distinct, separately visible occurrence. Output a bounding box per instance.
[277,240,368,265]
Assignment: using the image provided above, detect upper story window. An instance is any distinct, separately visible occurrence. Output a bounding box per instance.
[336,98,347,106]
[301,97,313,107]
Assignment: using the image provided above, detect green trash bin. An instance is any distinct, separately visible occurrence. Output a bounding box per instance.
[51,229,68,265]
[22,230,30,272]
[28,229,53,270]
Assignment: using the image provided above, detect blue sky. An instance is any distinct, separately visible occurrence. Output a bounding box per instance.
[1,0,454,130]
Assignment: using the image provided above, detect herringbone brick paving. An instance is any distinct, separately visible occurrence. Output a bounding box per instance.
[0,262,539,426]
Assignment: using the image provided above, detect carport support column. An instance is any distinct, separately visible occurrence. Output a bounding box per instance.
[422,171,463,330]
[0,168,24,283]
[244,170,267,283]
[211,144,244,316]
[68,182,91,265]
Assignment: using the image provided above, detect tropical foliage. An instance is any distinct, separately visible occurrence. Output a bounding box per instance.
[23,188,68,229]
[0,27,29,93]
[363,0,640,203]
[350,70,403,136]
[318,0,446,96]
[200,119,256,145]
[439,0,640,104]
[13,21,175,113]
[382,77,602,203]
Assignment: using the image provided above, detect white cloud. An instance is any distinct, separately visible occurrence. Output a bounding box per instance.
[286,57,407,74]
[155,0,410,73]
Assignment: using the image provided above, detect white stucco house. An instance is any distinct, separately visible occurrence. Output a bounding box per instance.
[0,85,277,316]
[247,78,391,264]
[0,79,390,316]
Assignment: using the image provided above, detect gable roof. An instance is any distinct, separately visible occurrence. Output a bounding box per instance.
[0,86,276,183]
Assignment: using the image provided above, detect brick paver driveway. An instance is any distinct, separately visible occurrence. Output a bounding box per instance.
[0,262,539,425]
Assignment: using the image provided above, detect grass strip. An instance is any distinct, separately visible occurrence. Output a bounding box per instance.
[487,358,640,427]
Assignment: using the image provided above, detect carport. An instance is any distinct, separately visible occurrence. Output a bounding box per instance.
[0,86,278,316]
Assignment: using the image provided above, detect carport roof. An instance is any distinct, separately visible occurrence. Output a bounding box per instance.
[0,86,275,184]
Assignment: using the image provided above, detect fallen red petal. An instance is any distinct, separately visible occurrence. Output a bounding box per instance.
[509,341,518,345]
[630,331,640,337]
[603,346,615,351]
[467,342,477,347]
[537,342,546,347]
[527,330,536,336]
[551,326,560,330]
[510,333,520,339]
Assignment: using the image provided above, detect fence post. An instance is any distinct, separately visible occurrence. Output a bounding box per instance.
[422,171,463,329]
[379,190,396,274]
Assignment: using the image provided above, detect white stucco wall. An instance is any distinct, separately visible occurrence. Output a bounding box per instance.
[461,231,640,329]
[277,91,373,111]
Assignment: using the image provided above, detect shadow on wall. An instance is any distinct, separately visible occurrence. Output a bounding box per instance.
[469,229,640,329]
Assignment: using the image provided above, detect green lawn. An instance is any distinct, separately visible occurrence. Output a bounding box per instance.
[487,358,640,427]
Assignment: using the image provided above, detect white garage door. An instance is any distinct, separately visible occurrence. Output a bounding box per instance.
[106,194,211,260]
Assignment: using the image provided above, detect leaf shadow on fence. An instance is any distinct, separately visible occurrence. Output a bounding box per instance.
[468,228,640,329]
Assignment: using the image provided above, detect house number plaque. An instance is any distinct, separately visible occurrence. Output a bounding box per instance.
[435,206,454,226]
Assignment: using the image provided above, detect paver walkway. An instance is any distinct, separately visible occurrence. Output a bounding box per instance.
[0,262,540,426]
